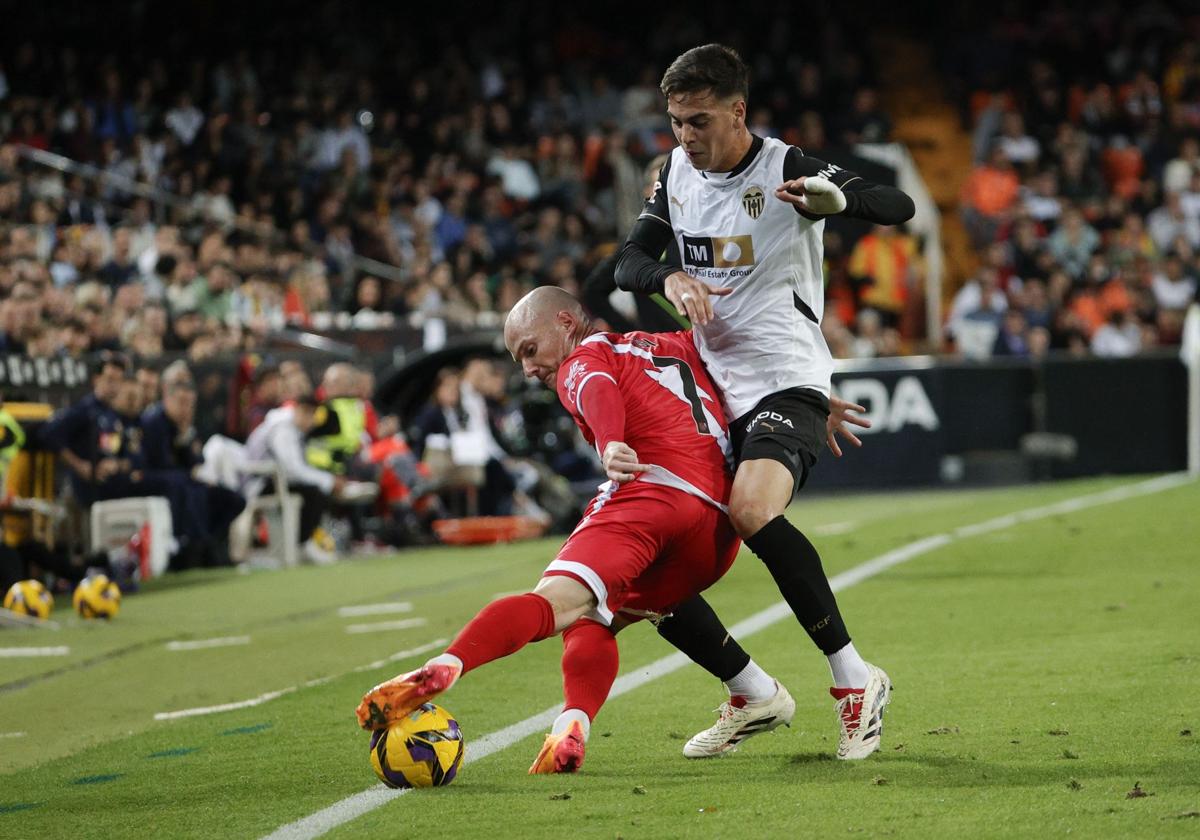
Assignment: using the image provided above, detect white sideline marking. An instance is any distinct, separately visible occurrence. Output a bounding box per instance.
[344,618,427,635]
[0,608,61,630]
[154,639,451,721]
[812,520,858,536]
[0,646,69,658]
[337,602,413,618]
[0,732,27,739]
[351,639,449,674]
[166,636,251,652]
[263,473,1194,840]
[155,687,297,721]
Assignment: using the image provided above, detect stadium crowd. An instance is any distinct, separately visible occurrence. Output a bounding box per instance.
[944,2,1200,358]
[0,3,897,581]
[3,2,1200,584]
[0,2,889,368]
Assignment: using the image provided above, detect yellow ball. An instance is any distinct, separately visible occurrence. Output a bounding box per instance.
[368,703,464,788]
[3,579,53,620]
[72,574,121,619]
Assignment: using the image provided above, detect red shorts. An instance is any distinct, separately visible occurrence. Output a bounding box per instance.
[544,480,740,625]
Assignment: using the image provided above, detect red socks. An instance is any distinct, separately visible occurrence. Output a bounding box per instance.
[446,593,557,674]
[561,620,619,721]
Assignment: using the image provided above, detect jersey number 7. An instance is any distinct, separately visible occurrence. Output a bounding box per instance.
[651,355,711,435]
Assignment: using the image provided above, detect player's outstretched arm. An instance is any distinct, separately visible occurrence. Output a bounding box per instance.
[777,149,915,226]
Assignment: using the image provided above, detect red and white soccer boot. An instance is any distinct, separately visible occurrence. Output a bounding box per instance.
[528,720,587,774]
[356,662,461,731]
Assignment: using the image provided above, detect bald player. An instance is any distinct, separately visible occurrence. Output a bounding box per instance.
[356,287,790,774]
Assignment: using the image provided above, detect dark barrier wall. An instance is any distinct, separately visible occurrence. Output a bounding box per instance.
[1042,355,1187,478]
[807,352,1187,489]
[7,349,1189,487]
[823,365,947,486]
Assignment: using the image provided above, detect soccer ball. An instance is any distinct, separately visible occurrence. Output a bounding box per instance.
[3,579,53,619]
[73,574,121,619]
[368,702,464,788]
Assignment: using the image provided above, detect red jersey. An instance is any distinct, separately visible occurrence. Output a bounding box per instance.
[556,330,733,510]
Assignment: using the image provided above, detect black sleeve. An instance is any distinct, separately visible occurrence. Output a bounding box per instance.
[614,159,677,295]
[614,223,675,294]
[784,147,915,225]
[581,251,638,333]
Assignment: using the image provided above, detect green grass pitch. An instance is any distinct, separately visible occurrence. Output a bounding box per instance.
[1,475,1198,839]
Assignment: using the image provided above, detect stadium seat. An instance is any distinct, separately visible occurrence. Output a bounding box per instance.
[422,448,485,517]
[89,496,173,578]
[231,461,302,568]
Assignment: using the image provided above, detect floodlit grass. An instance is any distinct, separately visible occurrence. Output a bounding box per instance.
[1,476,1197,839]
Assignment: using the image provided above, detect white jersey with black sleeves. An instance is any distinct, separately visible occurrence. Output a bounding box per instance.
[658,136,833,420]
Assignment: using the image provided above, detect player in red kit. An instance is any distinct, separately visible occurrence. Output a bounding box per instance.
[356,286,793,773]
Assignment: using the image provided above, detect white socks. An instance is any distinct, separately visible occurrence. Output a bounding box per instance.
[551,708,591,739]
[827,642,870,688]
[723,659,777,703]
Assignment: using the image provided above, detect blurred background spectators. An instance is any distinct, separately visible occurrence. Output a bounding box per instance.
[2,0,1200,578]
[940,1,1200,358]
[0,0,894,362]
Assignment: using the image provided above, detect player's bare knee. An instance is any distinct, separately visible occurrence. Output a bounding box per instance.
[533,576,598,632]
[729,496,779,538]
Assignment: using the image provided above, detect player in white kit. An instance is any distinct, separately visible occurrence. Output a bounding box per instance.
[616,44,915,760]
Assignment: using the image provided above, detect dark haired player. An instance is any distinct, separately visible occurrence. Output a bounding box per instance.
[616,43,915,760]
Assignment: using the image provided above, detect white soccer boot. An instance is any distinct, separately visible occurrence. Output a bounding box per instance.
[683,680,795,758]
[830,662,892,760]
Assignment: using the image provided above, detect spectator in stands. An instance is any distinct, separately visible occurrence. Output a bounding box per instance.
[242,394,348,565]
[410,368,463,458]
[40,351,131,505]
[135,364,161,406]
[847,224,919,331]
[961,146,1021,248]
[42,354,203,570]
[141,379,245,567]
[280,360,314,402]
[1048,209,1101,278]
[196,262,236,320]
[0,397,27,489]
[307,362,370,476]
[1151,253,1198,313]
[162,359,193,390]
[98,226,138,288]
[1163,137,1200,194]
[459,357,516,516]
[947,266,1008,338]
[992,308,1031,357]
[408,367,491,514]
[245,363,282,435]
[1147,192,1200,252]
[840,88,893,145]
[1091,310,1142,357]
[995,112,1040,171]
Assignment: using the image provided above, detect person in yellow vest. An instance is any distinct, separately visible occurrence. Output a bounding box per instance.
[0,402,26,491]
[847,223,921,332]
[0,400,26,589]
[306,363,369,476]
